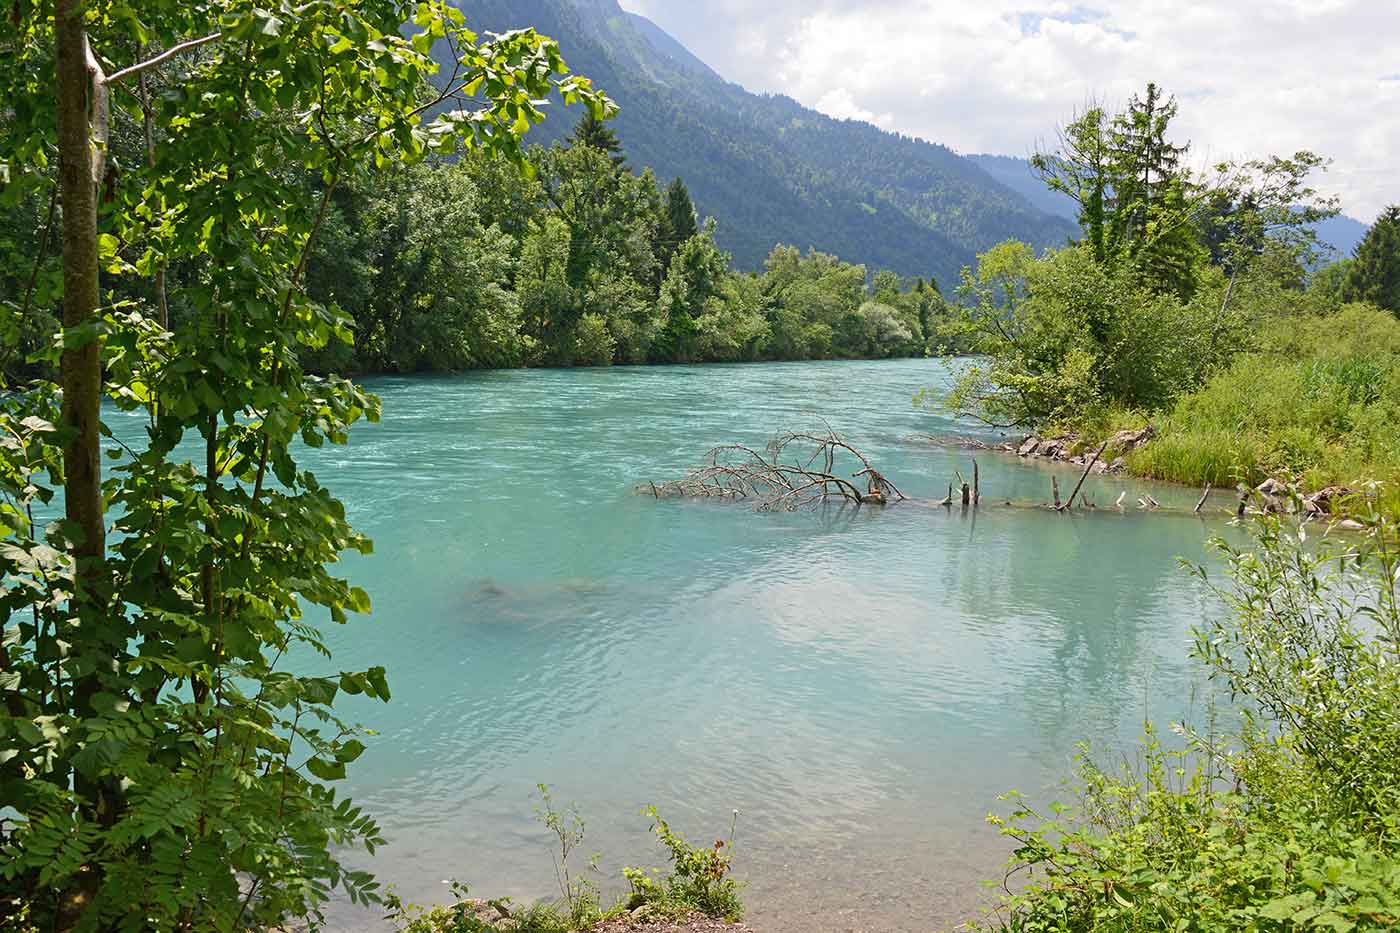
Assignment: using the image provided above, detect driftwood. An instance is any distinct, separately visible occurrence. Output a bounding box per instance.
[1194,483,1213,514]
[1058,442,1109,512]
[648,429,904,512]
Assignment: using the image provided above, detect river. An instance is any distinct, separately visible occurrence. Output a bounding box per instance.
[199,358,1228,930]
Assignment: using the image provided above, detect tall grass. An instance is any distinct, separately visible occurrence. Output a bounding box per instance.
[1111,304,1400,512]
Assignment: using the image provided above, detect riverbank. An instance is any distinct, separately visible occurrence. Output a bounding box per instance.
[1006,305,1400,520]
[392,898,757,933]
[1003,425,1367,522]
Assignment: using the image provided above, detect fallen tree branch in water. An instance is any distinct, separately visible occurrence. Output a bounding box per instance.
[1059,441,1109,512]
[647,429,904,512]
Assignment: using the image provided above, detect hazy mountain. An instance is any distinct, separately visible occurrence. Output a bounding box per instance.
[623,12,722,83]
[451,0,1078,286]
[1311,214,1369,259]
[966,153,1077,222]
[968,153,1370,261]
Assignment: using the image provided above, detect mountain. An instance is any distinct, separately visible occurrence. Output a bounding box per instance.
[450,0,1078,286]
[966,154,1077,222]
[968,153,1371,261]
[622,12,721,82]
[1311,214,1369,259]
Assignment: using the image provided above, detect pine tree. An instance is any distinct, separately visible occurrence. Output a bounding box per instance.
[658,177,699,273]
[1108,83,1201,298]
[569,111,626,169]
[1343,205,1400,315]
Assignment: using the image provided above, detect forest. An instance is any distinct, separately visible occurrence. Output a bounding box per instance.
[2,110,954,383]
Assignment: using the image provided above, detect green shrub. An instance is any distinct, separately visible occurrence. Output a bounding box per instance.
[387,801,744,933]
[623,807,744,922]
[573,313,617,367]
[977,510,1400,931]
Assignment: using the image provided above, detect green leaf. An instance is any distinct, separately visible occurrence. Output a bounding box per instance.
[306,757,347,781]
[346,586,371,614]
[366,666,390,701]
[336,740,366,763]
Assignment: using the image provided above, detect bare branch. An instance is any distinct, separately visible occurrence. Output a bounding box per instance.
[647,429,903,511]
[104,32,222,86]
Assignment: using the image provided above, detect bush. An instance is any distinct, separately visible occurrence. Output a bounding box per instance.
[945,243,1227,427]
[387,801,744,933]
[977,509,1400,931]
[623,807,744,922]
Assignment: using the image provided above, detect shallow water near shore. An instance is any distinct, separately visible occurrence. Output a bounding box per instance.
[135,358,1231,930]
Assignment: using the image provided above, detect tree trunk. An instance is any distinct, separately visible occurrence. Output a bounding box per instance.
[56,0,105,575]
[56,0,113,837]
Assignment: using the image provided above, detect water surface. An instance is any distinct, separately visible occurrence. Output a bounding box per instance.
[249,359,1226,930]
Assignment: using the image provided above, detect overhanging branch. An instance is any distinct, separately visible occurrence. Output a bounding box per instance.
[104,32,222,86]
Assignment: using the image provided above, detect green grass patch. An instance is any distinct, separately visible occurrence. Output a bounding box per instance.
[1071,305,1400,514]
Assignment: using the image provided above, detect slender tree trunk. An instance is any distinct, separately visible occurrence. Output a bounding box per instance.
[56,0,113,842]
[56,0,105,574]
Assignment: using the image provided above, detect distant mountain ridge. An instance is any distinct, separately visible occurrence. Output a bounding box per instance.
[450,0,1078,285]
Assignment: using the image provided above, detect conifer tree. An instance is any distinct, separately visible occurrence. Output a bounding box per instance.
[1343,205,1400,315]
[658,177,699,272]
[570,111,627,168]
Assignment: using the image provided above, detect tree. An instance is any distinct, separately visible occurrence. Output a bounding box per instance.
[657,177,699,273]
[569,110,626,169]
[1343,205,1400,315]
[1032,104,1113,263]
[1199,152,1339,342]
[0,1,611,928]
[1033,84,1206,298]
[540,144,658,287]
[656,219,730,361]
[943,240,1212,426]
[309,162,525,373]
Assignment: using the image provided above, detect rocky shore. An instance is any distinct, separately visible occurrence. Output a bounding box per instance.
[1007,425,1360,521]
[1008,425,1156,474]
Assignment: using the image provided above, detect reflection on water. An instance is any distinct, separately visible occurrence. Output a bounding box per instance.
[132,359,1226,931]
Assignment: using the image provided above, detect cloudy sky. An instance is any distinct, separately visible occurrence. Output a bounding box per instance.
[617,0,1398,223]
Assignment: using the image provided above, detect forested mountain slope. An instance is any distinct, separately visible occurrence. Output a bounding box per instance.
[451,0,1077,284]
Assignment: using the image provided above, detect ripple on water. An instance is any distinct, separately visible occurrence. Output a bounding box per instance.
[143,359,1223,931]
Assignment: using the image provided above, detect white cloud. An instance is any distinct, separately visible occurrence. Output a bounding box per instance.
[619,0,1400,222]
[812,87,896,127]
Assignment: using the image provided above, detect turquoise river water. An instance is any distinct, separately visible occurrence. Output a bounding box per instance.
[133,358,1238,930]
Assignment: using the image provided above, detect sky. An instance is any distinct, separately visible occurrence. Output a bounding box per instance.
[617,0,1399,223]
